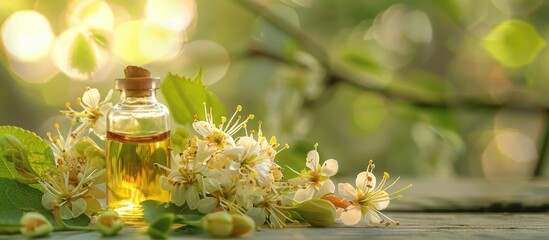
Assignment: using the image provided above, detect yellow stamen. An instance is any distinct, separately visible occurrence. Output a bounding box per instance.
[270,136,277,145]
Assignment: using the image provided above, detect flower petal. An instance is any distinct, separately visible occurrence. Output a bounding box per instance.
[306,149,319,171]
[356,171,376,193]
[294,186,315,202]
[371,190,390,210]
[246,207,267,227]
[338,183,357,201]
[84,196,102,216]
[82,88,100,109]
[197,197,218,214]
[366,208,382,225]
[59,205,73,219]
[186,186,199,210]
[93,118,107,139]
[320,159,338,177]
[159,176,173,191]
[70,198,87,218]
[171,185,186,206]
[41,192,57,210]
[101,89,113,104]
[335,208,344,220]
[341,205,362,225]
[314,180,335,198]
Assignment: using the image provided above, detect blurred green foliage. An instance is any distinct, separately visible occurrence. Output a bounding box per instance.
[1,0,549,178]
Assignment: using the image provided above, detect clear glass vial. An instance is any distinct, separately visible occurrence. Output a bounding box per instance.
[106,75,170,226]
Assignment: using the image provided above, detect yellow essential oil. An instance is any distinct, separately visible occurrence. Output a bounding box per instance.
[106,66,171,227]
[106,131,170,226]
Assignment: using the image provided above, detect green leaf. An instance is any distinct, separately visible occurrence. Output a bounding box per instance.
[0,126,55,181]
[161,70,226,125]
[0,135,39,179]
[171,128,189,153]
[483,20,546,68]
[146,213,176,239]
[70,33,96,74]
[141,200,202,224]
[0,178,90,234]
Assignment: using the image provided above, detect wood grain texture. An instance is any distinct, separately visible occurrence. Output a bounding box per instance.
[2,213,548,239]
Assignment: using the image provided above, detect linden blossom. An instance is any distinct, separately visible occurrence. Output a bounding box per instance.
[40,87,408,231]
[337,160,412,226]
[40,123,105,219]
[61,87,113,140]
[288,143,339,203]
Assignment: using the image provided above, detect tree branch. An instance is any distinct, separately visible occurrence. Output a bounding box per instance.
[234,0,548,176]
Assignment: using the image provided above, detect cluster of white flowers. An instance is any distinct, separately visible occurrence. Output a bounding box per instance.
[157,104,408,227]
[38,87,410,227]
[39,88,111,219]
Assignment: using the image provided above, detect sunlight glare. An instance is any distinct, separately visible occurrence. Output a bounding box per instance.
[1,11,54,61]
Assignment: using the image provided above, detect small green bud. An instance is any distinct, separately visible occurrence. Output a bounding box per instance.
[20,212,53,238]
[293,199,336,227]
[230,214,255,237]
[202,211,233,238]
[96,210,124,236]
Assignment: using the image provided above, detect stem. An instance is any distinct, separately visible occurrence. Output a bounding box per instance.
[53,204,96,232]
[182,219,203,229]
[53,205,64,230]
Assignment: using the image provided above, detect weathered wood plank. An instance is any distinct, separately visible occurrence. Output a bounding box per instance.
[2,213,548,239]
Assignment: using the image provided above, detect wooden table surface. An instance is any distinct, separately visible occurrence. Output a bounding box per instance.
[3,178,548,239]
[3,213,547,240]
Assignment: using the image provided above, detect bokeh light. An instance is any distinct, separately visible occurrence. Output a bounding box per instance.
[69,0,114,30]
[352,93,387,133]
[482,129,537,180]
[1,10,54,61]
[113,20,183,65]
[6,53,59,83]
[495,129,538,163]
[52,27,110,80]
[145,0,196,31]
[174,40,230,85]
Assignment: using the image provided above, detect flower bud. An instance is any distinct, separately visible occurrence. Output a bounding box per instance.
[293,199,336,227]
[201,211,233,238]
[230,214,255,237]
[96,210,124,236]
[20,212,53,238]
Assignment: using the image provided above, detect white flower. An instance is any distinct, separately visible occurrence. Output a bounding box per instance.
[61,87,113,139]
[39,166,104,219]
[337,160,410,226]
[41,125,105,219]
[157,160,200,209]
[192,104,253,150]
[246,188,295,228]
[290,144,338,202]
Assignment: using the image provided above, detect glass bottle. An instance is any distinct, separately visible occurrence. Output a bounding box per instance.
[106,75,170,226]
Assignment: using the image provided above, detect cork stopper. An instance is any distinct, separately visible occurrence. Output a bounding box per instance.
[115,66,160,97]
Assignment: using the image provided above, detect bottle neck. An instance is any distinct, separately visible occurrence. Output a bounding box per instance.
[119,90,158,105]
